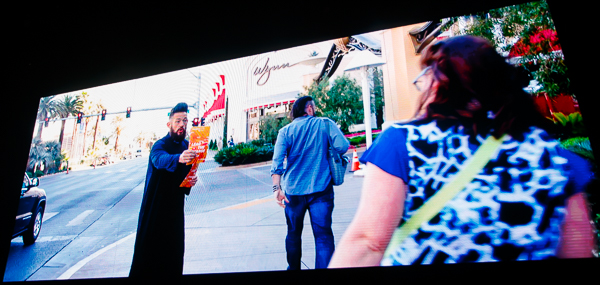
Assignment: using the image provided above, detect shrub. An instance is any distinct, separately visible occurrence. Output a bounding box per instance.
[349,136,365,146]
[209,139,219,151]
[549,112,587,140]
[348,133,380,146]
[250,139,267,147]
[214,142,274,166]
[34,170,44,178]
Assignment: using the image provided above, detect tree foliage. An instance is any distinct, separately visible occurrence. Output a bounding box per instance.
[259,115,291,145]
[304,75,364,133]
[36,95,58,140]
[80,92,105,155]
[443,1,555,53]
[442,0,569,97]
[55,94,84,152]
[111,115,126,152]
[27,139,65,176]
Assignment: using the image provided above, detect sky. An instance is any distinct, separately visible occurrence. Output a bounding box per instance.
[33,68,201,147]
[30,30,384,149]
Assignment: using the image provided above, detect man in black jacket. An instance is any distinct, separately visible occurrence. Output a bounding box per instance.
[129,102,198,279]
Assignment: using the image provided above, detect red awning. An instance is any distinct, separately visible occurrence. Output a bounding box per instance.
[203,89,226,119]
[244,99,295,112]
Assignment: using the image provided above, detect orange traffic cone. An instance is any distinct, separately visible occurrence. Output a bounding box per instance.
[351,149,360,172]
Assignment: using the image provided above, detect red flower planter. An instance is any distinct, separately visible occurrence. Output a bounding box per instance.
[533,93,579,118]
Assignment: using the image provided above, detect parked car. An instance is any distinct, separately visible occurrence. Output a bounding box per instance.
[13,173,47,245]
[135,149,142,158]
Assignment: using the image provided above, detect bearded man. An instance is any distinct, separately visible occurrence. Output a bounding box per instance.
[129,102,198,279]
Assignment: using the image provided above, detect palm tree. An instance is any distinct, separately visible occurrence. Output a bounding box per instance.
[27,139,63,175]
[80,92,105,157]
[55,94,84,154]
[36,95,58,141]
[111,115,125,152]
[134,131,146,148]
[28,139,47,175]
[91,101,105,151]
[44,140,63,174]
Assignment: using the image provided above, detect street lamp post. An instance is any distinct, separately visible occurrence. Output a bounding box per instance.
[343,50,386,149]
[197,74,202,121]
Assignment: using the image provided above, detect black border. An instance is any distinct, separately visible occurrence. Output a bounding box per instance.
[3,1,598,284]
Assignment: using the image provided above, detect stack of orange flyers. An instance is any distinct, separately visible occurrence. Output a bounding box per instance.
[180,126,210,187]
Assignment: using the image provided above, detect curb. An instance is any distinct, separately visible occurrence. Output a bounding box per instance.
[215,160,273,171]
[212,147,367,171]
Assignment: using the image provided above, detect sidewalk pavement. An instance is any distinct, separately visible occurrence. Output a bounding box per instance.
[61,161,366,280]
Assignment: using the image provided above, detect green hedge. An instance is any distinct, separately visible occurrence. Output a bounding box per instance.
[214,140,274,166]
[348,133,379,146]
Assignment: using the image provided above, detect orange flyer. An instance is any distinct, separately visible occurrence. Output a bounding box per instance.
[180,126,210,187]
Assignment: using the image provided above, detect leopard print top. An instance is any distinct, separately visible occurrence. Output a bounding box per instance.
[378,119,581,265]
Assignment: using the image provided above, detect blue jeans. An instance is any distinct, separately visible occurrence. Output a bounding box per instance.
[284,183,334,270]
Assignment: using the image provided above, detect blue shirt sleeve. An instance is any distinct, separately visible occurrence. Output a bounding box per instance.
[271,127,287,176]
[359,126,409,183]
[150,140,180,172]
[325,118,350,155]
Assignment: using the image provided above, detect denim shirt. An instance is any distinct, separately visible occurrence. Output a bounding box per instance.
[270,116,349,195]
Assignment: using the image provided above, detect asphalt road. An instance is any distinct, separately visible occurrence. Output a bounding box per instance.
[3,149,363,281]
[4,156,149,281]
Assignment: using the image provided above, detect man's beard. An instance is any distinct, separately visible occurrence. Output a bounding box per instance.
[170,127,186,142]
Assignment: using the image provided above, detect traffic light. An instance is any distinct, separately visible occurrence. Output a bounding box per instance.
[44,117,49,127]
[77,112,83,124]
[192,117,199,127]
[101,109,107,121]
[126,107,131,118]
[201,117,205,126]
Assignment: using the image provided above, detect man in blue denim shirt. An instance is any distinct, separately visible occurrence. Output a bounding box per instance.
[271,96,349,270]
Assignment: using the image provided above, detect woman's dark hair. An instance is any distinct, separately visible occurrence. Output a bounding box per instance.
[418,35,553,139]
[291,96,314,120]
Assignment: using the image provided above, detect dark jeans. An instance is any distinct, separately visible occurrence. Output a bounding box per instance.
[284,183,335,270]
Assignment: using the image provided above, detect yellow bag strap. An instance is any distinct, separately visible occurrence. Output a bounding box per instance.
[383,134,508,259]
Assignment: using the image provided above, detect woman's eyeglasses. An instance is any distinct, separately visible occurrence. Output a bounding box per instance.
[413,66,432,92]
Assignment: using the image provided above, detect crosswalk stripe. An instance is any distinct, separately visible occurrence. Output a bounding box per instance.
[42,212,59,223]
[36,235,78,242]
[66,210,94,226]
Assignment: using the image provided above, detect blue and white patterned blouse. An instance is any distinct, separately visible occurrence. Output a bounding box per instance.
[360,118,592,265]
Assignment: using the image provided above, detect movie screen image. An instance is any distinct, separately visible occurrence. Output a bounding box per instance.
[4,0,597,281]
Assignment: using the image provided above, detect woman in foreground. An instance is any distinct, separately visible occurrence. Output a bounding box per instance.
[328,36,596,267]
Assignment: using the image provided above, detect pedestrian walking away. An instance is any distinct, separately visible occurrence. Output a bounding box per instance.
[129,102,199,279]
[270,96,350,270]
